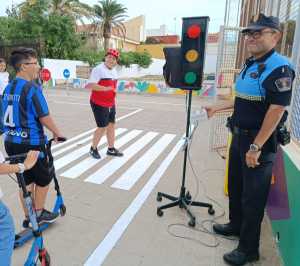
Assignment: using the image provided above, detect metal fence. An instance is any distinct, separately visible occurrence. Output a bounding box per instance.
[211,0,242,152]
[290,6,300,142]
[215,26,241,92]
[209,110,233,155]
[268,0,300,143]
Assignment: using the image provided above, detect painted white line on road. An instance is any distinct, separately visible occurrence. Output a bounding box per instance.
[85,132,158,185]
[51,100,140,110]
[54,128,127,171]
[53,135,93,157]
[84,137,184,266]
[47,93,185,106]
[52,108,143,151]
[61,130,143,179]
[115,108,143,120]
[119,100,185,106]
[111,134,176,190]
[52,101,90,106]
[52,128,95,151]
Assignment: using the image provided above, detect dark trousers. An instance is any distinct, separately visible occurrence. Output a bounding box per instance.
[228,133,276,254]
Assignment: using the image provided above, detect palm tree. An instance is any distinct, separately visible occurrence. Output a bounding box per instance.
[93,0,128,51]
[48,0,94,22]
[17,0,93,23]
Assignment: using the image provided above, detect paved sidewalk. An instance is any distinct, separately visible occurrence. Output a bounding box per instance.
[0,89,282,266]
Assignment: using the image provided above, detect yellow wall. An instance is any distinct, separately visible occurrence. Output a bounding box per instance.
[137,44,179,59]
[122,42,138,52]
[124,15,145,43]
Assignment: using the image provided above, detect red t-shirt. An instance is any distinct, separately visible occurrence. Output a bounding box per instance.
[88,63,118,107]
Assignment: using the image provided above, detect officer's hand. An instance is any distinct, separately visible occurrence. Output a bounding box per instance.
[203,106,217,118]
[245,150,261,168]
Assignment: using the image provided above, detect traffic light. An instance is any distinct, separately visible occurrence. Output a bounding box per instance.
[162,16,209,90]
[181,16,209,90]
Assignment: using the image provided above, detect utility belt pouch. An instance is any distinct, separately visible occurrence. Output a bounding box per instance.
[226,116,234,133]
[277,125,291,146]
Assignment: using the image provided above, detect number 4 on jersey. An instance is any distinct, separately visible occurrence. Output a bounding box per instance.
[4,105,15,127]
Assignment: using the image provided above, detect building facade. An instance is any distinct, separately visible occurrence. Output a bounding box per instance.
[76,15,145,52]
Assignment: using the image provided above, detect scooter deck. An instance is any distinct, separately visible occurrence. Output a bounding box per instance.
[14,222,53,249]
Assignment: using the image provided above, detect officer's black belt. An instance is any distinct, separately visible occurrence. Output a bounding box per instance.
[232,126,259,136]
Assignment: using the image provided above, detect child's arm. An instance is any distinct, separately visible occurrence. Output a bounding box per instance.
[0,151,39,174]
[85,83,113,91]
[39,115,63,139]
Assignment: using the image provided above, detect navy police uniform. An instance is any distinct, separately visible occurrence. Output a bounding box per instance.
[228,48,295,254]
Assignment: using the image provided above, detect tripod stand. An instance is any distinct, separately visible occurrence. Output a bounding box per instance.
[156,90,215,227]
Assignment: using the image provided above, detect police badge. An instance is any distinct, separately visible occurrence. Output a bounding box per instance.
[275,77,292,92]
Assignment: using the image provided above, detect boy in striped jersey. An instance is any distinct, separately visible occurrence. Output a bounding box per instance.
[3,48,65,224]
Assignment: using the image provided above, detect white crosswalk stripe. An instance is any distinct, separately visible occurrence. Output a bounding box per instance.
[111,134,176,190]
[61,130,143,179]
[52,108,143,151]
[84,132,159,185]
[52,127,180,191]
[53,134,93,157]
[54,128,127,171]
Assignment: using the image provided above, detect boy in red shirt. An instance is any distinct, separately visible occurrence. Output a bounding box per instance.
[85,49,123,159]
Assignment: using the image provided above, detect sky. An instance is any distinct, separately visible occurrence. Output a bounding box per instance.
[0,0,227,33]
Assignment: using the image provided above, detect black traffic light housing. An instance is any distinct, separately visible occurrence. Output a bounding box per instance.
[163,16,210,90]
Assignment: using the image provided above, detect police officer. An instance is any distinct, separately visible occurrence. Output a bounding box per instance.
[205,14,295,266]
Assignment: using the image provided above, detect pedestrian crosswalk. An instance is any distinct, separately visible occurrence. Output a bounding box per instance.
[111,133,175,190]
[53,127,180,191]
[61,129,143,179]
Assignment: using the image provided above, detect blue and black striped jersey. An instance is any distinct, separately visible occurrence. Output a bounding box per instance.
[2,77,49,145]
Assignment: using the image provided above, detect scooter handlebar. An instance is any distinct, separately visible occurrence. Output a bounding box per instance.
[4,137,67,162]
[5,152,45,162]
[48,137,67,144]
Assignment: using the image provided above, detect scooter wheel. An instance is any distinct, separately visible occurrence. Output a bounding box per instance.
[60,204,67,216]
[39,250,51,266]
[45,251,51,266]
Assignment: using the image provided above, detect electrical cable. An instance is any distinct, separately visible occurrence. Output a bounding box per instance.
[166,99,238,248]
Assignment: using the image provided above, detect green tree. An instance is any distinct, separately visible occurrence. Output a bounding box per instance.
[43,14,82,59]
[47,0,94,23]
[93,0,127,51]
[17,0,93,23]
[2,2,82,60]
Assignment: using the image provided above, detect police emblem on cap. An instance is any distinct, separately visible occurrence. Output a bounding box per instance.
[242,13,281,33]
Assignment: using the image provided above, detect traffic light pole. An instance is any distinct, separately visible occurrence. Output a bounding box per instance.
[156,90,215,227]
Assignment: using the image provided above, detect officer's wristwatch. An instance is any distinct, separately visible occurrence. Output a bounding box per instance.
[249,143,261,152]
[17,163,26,174]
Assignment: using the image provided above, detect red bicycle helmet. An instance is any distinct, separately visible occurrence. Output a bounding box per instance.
[106,48,120,59]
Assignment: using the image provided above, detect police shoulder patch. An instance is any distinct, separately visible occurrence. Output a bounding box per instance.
[275,77,292,92]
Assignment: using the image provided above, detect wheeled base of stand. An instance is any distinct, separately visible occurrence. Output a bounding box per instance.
[157,187,215,227]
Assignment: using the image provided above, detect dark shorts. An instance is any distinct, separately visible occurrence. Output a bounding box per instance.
[90,101,116,128]
[4,142,52,187]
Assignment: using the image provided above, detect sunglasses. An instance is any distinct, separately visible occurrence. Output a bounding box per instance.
[22,62,39,65]
[243,30,276,39]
